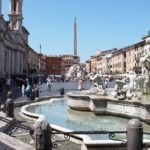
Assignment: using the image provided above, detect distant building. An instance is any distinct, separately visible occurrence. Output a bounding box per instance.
[125,41,145,74]
[88,49,115,74]
[40,56,46,75]
[44,55,62,75]
[90,55,97,73]
[61,55,80,75]
[85,60,91,73]
[111,49,126,74]
[28,47,39,75]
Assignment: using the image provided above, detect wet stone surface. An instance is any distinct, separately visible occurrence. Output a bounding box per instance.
[13,107,81,150]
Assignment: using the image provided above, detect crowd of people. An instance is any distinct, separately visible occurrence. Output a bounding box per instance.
[0,74,114,103]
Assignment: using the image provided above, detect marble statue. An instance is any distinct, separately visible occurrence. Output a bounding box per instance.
[113,71,140,100]
[125,71,140,100]
[138,51,150,94]
[66,64,87,80]
[89,73,107,95]
[140,51,150,73]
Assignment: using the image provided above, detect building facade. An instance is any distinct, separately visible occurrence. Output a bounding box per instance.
[28,47,39,75]
[110,49,126,74]
[44,55,62,75]
[125,41,145,74]
[61,55,80,75]
[85,60,91,73]
[90,56,97,73]
[0,0,29,78]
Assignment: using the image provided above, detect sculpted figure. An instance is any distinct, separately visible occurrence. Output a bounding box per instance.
[125,71,139,100]
[140,51,150,73]
[89,73,107,95]
[113,79,127,100]
[113,71,140,100]
[66,65,87,81]
[138,51,150,94]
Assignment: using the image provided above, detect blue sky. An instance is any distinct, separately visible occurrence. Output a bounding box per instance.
[2,0,150,63]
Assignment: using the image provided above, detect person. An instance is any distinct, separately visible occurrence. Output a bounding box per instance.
[22,83,25,96]
[78,78,84,91]
[104,77,109,88]
[46,77,53,91]
[25,82,32,101]
[6,78,11,91]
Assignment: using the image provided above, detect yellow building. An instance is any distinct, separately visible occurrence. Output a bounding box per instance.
[125,41,145,74]
[85,60,91,73]
[111,49,126,74]
[90,56,97,73]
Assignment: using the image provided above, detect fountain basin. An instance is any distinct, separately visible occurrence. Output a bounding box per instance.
[21,98,150,150]
[67,91,150,123]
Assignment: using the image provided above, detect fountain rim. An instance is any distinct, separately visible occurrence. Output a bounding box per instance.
[21,98,150,148]
[21,98,91,140]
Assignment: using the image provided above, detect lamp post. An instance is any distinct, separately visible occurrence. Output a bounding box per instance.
[38,45,42,84]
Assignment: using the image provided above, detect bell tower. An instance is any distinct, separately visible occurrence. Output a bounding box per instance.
[9,0,23,31]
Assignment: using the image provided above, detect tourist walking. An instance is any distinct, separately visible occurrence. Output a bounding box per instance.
[25,82,32,101]
[22,84,25,96]
[46,77,53,91]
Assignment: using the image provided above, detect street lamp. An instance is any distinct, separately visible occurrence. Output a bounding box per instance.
[38,45,42,84]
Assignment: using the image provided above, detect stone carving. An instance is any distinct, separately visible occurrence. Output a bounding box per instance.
[66,64,87,80]
[125,71,140,100]
[113,79,127,100]
[140,51,150,73]
[89,73,107,95]
[113,71,140,100]
[139,51,150,94]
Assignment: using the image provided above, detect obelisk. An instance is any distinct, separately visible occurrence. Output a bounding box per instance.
[74,17,77,56]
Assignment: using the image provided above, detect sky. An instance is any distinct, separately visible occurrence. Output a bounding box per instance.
[2,0,150,63]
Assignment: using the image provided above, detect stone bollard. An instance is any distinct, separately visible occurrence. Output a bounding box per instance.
[35,88,39,100]
[35,122,52,150]
[127,118,143,150]
[31,88,35,100]
[5,91,14,118]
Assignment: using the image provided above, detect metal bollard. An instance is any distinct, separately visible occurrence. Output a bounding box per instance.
[31,88,35,100]
[5,91,14,117]
[35,88,39,100]
[35,122,52,150]
[127,118,143,150]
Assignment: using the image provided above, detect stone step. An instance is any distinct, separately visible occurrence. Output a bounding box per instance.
[0,132,34,150]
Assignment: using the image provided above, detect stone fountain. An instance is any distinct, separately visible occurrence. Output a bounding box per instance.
[113,71,140,101]
[66,64,150,123]
[66,64,87,81]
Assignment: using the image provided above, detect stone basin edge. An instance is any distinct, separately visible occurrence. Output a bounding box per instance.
[67,91,150,123]
[21,97,150,150]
